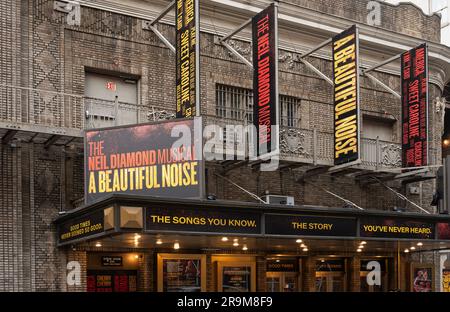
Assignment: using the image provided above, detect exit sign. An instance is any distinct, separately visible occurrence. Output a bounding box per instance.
[106,81,116,91]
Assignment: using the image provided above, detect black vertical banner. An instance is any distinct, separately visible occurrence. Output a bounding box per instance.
[176,0,199,118]
[401,44,428,167]
[252,4,278,157]
[332,25,360,166]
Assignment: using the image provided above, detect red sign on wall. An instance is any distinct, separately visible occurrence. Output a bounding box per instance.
[252,4,279,157]
[401,44,428,168]
[106,81,116,91]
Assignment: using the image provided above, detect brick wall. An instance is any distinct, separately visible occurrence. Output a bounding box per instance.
[256,256,267,292]
[66,249,87,292]
[285,0,441,42]
[137,251,154,292]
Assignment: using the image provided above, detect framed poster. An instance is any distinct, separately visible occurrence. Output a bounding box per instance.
[443,269,450,292]
[217,261,256,292]
[411,263,434,292]
[157,254,206,292]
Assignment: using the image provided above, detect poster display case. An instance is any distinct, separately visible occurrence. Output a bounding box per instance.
[157,254,206,292]
[411,263,434,292]
[217,261,256,292]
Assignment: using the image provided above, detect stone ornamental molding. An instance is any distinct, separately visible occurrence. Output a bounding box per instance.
[226,39,251,58]
[381,144,402,167]
[280,128,309,156]
[147,109,176,122]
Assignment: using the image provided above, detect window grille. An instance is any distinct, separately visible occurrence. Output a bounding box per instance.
[216,84,301,127]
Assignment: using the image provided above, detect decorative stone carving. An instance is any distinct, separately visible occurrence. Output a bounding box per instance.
[147,109,175,121]
[381,144,401,167]
[436,96,446,124]
[54,1,81,26]
[280,128,308,155]
[278,51,296,69]
[226,39,251,57]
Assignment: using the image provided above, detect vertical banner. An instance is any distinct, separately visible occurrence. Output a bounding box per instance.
[176,0,199,118]
[332,25,361,167]
[401,43,428,167]
[252,4,279,157]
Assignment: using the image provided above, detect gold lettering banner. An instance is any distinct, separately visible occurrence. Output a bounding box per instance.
[145,207,261,234]
[332,25,361,166]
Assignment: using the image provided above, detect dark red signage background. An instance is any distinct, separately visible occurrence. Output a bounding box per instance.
[252,4,277,156]
[401,43,428,167]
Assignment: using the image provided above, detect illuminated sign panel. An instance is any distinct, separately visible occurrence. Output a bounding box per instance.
[145,206,261,234]
[58,210,104,243]
[84,118,203,204]
[265,214,357,237]
[360,217,434,239]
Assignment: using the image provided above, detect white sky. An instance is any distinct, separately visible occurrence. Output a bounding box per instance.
[381,0,450,46]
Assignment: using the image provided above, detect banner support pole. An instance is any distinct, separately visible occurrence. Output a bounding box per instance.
[299,37,332,59]
[364,72,401,99]
[221,41,254,69]
[363,53,402,74]
[142,1,176,53]
[149,0,175,26]
[218,18,252,43]
[297,57,334,86]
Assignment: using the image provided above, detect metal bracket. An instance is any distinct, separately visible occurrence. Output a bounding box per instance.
[370,176,430,214]
[361,53,402,99]
[295,37,334,86]
[141,0,176,53]
[363,72,401,99]
[295,55,333,86]
[215,17,254,70]
[304,180,365,210]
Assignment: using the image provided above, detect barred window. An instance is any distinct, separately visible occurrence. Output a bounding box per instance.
[215,84,301,127]
[280,95,301,127]
[216,84,253,123]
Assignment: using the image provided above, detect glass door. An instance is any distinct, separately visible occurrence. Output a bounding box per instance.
[283,274,298,292]
[315,272,346,292]
[266,275,281,292]
[266,272,299,292]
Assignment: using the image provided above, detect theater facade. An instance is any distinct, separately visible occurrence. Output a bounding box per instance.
[1,0,450,292]
[55,193,450,292]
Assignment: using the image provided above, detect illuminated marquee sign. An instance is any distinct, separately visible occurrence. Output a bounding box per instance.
[264,214,357,237]
[360,217,434,239]
[145,206,261,234]
[84,118,203,204]
[58,210,104,243]
[175,0,199,118]
[401,43,428,167]
[332,25,361,166]
[252,4,279,156]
